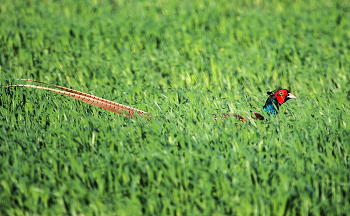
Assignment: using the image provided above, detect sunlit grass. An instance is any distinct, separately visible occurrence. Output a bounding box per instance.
[1,0,350,215]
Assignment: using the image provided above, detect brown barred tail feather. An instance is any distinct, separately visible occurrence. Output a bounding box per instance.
[5,79,151,119]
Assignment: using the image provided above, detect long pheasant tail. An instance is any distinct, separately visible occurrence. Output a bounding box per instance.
[5,79,152,119]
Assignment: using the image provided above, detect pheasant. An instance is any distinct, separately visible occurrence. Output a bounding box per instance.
[5,79,297,122]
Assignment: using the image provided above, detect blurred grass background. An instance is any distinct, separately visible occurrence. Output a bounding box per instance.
[1,0,350,215]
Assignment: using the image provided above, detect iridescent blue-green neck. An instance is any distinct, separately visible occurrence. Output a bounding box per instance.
[263,97,279,116]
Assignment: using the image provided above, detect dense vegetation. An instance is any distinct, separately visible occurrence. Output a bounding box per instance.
[1,0,350,215]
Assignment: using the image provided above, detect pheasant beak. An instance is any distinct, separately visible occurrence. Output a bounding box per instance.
[287,93,297,100]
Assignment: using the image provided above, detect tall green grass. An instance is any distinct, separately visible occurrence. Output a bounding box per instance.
[1,0,350,215]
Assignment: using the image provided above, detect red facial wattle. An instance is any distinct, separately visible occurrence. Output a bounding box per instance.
[274,89,288,104]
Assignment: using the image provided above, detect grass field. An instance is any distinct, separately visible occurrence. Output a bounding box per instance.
[1,0,350,215]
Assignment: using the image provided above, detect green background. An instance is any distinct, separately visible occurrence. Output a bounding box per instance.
[1,0,350,215]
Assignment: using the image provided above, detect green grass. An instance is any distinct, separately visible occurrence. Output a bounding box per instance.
[1,0,350,215]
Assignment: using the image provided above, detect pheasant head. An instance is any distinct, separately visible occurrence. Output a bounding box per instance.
[263,88,297,116]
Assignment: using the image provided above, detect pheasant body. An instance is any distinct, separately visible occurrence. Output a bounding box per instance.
[212,88,297,122]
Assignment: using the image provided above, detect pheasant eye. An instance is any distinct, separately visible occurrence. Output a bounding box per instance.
[279,92,283,96]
